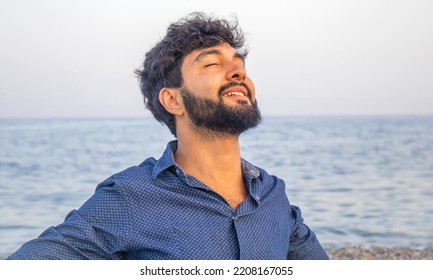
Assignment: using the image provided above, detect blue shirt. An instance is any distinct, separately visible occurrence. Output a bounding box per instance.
[7,141,328,260]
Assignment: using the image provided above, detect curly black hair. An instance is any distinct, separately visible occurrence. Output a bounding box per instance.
[135,12,247,137]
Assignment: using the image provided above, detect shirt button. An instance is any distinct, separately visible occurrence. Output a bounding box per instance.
[255,195,260,201]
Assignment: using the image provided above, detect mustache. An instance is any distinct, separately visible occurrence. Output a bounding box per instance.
[218,82,252,99]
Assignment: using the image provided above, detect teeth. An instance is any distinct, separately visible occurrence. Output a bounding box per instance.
[225,91,244,97]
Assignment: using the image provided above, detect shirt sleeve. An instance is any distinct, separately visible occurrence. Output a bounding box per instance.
[287,205,329,260]
[6,179,130,260]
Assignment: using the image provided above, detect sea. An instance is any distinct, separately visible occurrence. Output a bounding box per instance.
[1,116,433,258]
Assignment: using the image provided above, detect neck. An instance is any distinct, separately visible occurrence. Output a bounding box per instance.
[174,129,247,209]
[175,133,242,180]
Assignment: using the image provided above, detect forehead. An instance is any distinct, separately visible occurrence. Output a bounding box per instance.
[183,43,243,65]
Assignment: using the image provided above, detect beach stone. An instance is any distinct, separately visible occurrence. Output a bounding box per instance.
[327,246,433,260]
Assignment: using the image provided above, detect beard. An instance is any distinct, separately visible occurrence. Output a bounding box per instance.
[179,82,261,138]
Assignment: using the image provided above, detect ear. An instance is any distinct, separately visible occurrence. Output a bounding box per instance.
[159,87,184,116]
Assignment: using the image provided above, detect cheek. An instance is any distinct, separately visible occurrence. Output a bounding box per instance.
[184,78,221,100]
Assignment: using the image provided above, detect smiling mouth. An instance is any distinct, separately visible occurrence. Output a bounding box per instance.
[218,82,254,106]
[222,91,246,97]
[220,84,251,102]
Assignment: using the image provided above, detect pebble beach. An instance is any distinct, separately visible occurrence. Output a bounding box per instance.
[327,246,433,260]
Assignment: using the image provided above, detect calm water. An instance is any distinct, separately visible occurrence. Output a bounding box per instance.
[1,116,433,258]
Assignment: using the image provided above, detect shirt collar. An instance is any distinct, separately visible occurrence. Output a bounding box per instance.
[241,159,261,179]
[152,140,178,179]
[152,140,261,180]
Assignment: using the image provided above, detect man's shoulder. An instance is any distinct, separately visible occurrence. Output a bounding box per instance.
[95,141,177,196]
[96,157,158,191]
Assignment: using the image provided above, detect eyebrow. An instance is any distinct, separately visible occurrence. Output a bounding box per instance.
[193,49,245,64]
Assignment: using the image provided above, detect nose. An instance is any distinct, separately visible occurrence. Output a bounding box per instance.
[226,62,246,82]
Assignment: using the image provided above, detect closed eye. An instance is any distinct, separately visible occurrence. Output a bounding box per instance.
[204,63,219,68]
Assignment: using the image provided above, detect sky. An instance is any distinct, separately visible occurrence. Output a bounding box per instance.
[1,0,432,118]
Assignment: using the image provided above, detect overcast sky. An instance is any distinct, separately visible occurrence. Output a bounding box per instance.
[1,0,432,118]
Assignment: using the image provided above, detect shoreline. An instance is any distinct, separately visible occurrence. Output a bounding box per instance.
[327,246,433,260]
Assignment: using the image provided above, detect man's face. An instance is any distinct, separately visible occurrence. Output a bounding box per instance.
[180,43,261,137]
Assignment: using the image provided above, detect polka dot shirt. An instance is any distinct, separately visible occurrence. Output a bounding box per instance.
[8,141,328,260]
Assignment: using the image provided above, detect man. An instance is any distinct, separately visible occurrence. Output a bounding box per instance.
[7,13,328,260]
